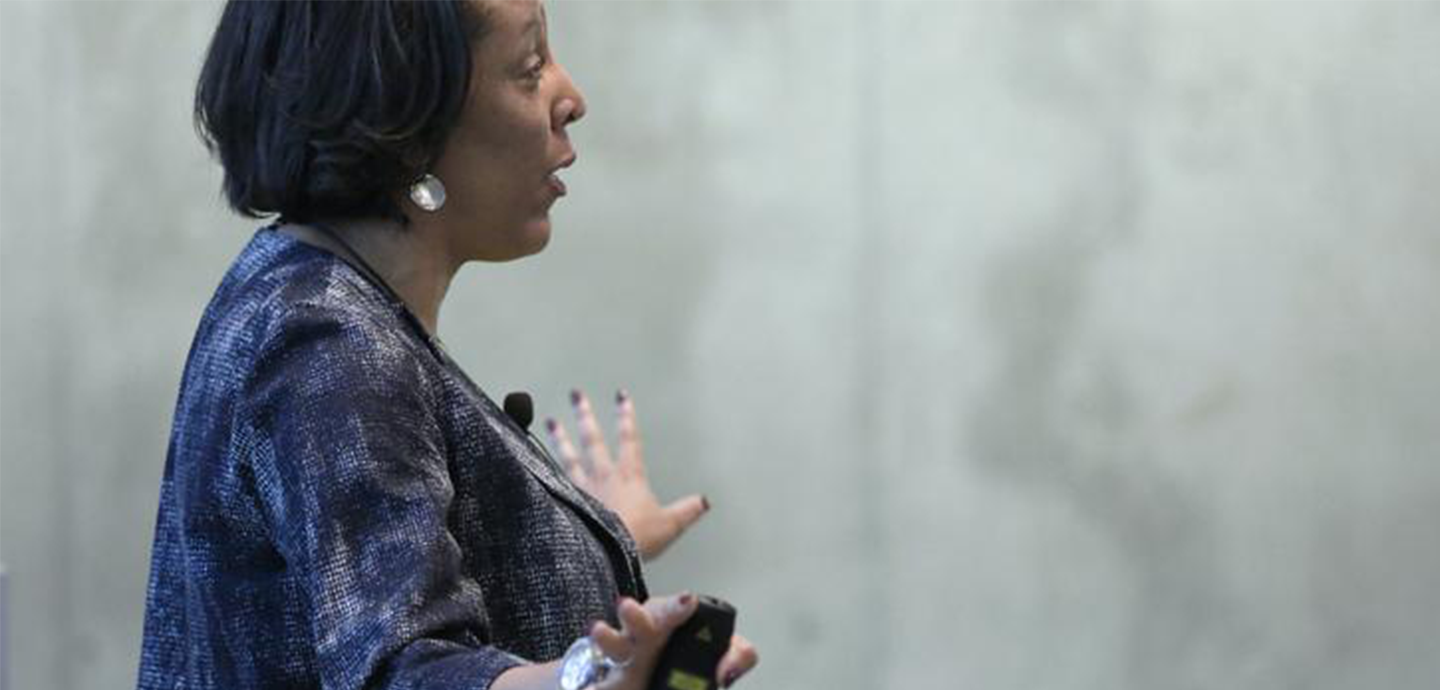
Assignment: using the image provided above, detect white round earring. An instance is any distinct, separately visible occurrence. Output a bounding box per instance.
[408,173,447,212]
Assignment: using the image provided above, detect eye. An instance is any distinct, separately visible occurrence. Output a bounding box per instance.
[523,53,547,80]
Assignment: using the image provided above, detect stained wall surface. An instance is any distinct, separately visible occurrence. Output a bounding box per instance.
[3,2,1439,689]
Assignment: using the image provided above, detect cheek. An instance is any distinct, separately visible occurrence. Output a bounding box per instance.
[469,91,547,149]
[494,114,551,170]
[456,112,548,183]
[432,90,555,221]
[435,130,514,200]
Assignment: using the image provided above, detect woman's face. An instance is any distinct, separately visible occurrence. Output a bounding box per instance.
[429,0,586,262]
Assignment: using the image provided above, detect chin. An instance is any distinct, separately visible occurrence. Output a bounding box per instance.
[487,217,552,262]
[523,229,552,257]
[522,216,553,254]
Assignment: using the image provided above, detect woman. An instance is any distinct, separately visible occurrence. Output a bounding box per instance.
[136,1,758,688]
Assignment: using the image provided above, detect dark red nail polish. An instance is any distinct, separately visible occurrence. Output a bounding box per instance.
[679,593,694,606]
[722,670,741,688]
[701,495,711,512]
[570,389,582,406]
[545,418,557,432]
[616,389,628,404]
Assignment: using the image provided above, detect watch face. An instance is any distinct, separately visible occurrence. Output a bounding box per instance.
[559,637,601,690]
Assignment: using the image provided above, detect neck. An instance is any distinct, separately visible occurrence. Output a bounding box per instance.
[284,217,459,337]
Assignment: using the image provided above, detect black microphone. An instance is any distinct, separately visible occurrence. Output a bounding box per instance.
[503,391,534,431]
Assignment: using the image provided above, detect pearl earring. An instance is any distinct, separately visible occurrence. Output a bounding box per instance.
[408,173,447,212]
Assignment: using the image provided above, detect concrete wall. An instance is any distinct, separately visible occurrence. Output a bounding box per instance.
[3,1,1439,689]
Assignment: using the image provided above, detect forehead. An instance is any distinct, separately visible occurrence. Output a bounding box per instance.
[478,0,544,41]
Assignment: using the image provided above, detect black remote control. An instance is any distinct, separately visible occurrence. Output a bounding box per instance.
[648,595,737,690]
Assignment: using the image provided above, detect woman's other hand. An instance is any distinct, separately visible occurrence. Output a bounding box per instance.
[546,389,708,561]
[590,595,759,690]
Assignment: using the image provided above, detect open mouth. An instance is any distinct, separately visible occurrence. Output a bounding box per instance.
[547,153,576,197]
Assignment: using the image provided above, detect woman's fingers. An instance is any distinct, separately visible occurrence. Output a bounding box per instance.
[662,494,710,536]
[557,388,711,561]
[589,620,637,666]
[615,390,644,478]
[714,634,759,688]
[625,593,697,643]
[596,594,754,690]
[616,596,658,642]
[549,389,635,492]
[572,390,617,480]
[544,417,591,491]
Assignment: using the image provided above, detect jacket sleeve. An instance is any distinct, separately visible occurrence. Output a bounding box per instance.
[244,304,526,689]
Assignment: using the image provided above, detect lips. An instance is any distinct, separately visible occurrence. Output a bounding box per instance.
[546,153,576,198]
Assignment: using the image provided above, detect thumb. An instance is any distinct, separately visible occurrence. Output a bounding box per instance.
[648,592,700,633]
[663,494,710,533]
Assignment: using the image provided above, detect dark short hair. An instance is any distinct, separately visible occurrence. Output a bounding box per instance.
[194,0,488,225]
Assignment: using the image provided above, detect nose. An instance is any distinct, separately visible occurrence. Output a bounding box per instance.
[552,64,587,131]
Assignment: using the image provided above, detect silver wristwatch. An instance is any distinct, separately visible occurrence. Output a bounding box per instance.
[558,636,629,690]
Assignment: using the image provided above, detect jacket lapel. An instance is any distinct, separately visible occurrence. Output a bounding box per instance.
[461,382,647,597]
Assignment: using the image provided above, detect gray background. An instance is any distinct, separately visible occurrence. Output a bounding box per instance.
[3,1,1440,689]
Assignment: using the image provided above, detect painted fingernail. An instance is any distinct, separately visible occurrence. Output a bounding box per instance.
[701,495,711,512]
[722,670,744,687]
[570,389,582,406]
[616,389,628,405]
[679,592,695,607]
[545,418,558,432]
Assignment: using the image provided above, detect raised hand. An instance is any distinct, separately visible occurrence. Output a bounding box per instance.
[546,389,709,561]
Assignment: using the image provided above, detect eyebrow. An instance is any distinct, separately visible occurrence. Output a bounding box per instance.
[521,17,540,40]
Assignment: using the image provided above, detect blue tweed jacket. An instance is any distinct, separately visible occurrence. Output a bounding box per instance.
[137,226,647,689]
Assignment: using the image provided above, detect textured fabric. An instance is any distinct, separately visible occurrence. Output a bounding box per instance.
[137,226,647,690]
